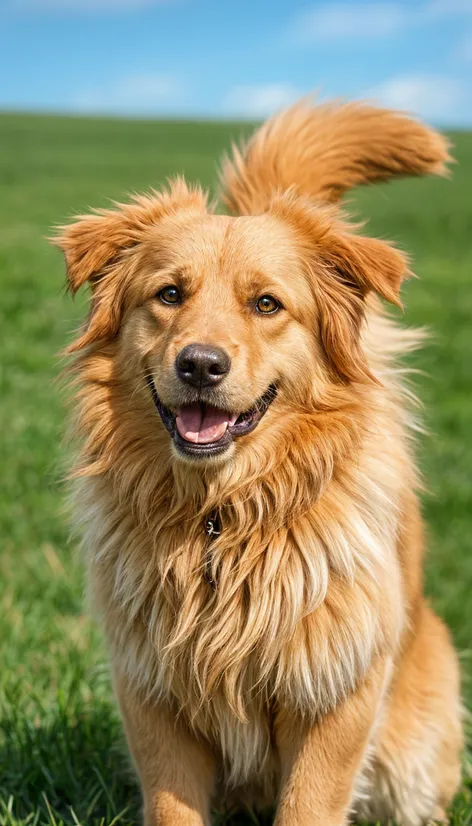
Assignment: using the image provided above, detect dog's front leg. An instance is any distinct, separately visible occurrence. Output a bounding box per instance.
[114,673,215,826]
[274,659,386,826]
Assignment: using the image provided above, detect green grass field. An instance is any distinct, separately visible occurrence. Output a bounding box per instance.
[0,113,471,826]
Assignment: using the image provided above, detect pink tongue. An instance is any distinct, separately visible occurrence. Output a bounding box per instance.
[176,404,232,444]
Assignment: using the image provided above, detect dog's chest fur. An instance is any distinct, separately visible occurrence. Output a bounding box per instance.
[81,460,404,786]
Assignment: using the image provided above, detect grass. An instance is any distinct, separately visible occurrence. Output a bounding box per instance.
[0,112,471,825]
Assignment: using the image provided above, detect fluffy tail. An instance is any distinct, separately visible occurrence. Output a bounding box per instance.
[219,99,452,215]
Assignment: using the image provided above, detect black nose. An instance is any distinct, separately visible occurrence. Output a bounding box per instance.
[175,344,231,388]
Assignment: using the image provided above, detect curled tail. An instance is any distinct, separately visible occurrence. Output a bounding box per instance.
[219,99,452,215]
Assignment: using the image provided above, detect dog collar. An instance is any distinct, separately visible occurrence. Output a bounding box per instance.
[203,511,221,589]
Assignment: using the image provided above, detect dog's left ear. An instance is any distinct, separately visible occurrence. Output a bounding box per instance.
[320,228,408,306]
[270,193,410,383]
[314,229,410,383]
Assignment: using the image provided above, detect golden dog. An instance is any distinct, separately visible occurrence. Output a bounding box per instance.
[56,100,463,825]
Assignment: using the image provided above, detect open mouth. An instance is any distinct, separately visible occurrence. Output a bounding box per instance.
[146,377,277,459]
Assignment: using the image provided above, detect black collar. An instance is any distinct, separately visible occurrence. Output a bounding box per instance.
[203,511,221,539]
[203,510,221,589]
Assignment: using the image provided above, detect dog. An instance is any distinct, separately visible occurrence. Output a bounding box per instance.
[55,99,463,825]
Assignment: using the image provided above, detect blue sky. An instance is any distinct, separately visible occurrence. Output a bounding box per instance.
[2,0,472,125]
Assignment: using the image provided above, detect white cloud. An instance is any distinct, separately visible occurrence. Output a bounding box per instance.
[290,0,472,43]
[456,30,472,59]
[222,83,302,118]
[366,74,467,122]
[427,0,472,14]
[74,73,183,115]
[291,2,406,42]
[17,0,168,11]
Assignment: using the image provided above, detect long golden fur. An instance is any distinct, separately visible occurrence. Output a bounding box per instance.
[55,100,463,825]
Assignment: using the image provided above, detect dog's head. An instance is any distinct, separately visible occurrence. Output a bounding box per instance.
[56,179,408,467]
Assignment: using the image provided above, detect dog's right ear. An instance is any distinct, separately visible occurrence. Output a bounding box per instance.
[54,209,139,295]
[53,180,207,294]
[52,181,208,350]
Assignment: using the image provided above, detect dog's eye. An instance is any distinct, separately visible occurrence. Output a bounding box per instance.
[158,286,181,305]
[255,295,280,315]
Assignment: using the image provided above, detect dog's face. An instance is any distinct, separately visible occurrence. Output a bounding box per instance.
[124,210,318,463]
[57,183,407,466]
